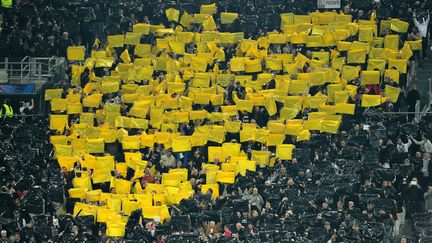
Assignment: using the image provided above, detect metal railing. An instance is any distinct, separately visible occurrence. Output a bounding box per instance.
[0,56,66,89]
[422,78,432,114]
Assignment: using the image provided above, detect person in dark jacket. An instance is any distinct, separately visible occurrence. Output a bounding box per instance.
[406,85,420,121]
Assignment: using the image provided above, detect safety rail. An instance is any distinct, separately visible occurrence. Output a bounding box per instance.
[422,78,432,114]
[0,56,66,90]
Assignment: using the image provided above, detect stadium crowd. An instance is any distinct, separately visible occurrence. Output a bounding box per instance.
[1,0,432,242]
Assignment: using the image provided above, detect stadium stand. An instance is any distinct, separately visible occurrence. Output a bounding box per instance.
[1,0,432,242]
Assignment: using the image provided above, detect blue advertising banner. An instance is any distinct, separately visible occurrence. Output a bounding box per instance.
[0,84,36,94]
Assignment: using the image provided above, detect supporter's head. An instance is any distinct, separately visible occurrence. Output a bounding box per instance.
[423,152,430,160]
[337,201,344,210]
[324,221,331,230]
[322,201,329,209]
[0,230,6,239]
[348,201,355,209]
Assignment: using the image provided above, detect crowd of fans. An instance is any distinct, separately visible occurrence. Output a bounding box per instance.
[1,0,432,243]
[1,0,431,58]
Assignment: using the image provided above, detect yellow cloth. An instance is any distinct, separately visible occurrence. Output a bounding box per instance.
[50,115,68,132]
[230,57,246,72]
[106,221,126,237]
[335,103,355,115]
[385,69,399,83]
[216,171,235,184]
[276,144,295,160]
[51,98,68,111]
[361,71,380,85]
[133,24,150,35]
[362,94,382,107]
[251,150,271,166]
[407,40,422,51]
[45,89,63,101]
[385,85,400,103]
[245,59,262,73]
[388,58,407,73]
[400,42,413,59]
[390,19,409,33]
[124,32,141,45]
[347,49,366,64]
[200,3,217,14]
[165,8,180,22]
[120,49,131,64]
[221,12,238,24]
[67,46,85,61]
[107,35,124,48]
[384,35,399,51]
[171,136,192,152]
[86,138,105,153]
[297,130,311,141]
[320,120,340,134]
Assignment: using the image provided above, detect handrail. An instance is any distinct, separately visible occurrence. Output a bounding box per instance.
[383,111,432,114]
[415,100,421,120]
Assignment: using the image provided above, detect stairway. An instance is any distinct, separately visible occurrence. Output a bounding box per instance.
[410,60,432,111]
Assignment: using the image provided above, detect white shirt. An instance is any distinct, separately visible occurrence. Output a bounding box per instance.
[19,102,34,114]
[414,14,430,38]
[412,138,432,153]
[397,139,412,153]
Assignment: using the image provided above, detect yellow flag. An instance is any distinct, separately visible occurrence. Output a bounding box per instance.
[230,57,246,72]
[400,42,413,59]
[133,24,150,35]
[297,130,311,141]
[361,71,380,85]
[276,144,295,160]
[390,19,409,33]
[165,8,180,22]
[222,143,241,157]
[86,138,104,153]
[385,69,399,83]
[251,150,271,166]
[106,222,126,237]
[92,169,111,184]
[172,136,192,152]
[50,115,68,132]
[200,3,217,14]
[266,134,285,146]
[124,32,141,45]
[341,65,360,81]
[384,35,399,51]
[51,98,68,112]
[348,49,366,64]
[264,98,277,116]
[180,12,194,28]
[208,146,223,162]
[407,40,422,51]
[45,89,63,101]
[202,16,217,31]
[221,12,238,24]
[388,58,407,73]
[107,35,124,48]
[385,85,400,103]
[224,121,241,133]
[120,49,131,64]
[335,103,355,115]
[236,160,256,176]
[67,46,85,61]
[362,94,382,107]
[245,59,262,73]
[216,171,235,184]
[320,120,340,134]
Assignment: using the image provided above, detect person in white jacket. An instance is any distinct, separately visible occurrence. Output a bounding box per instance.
[413,10,430,59]
[409,134,432,154]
